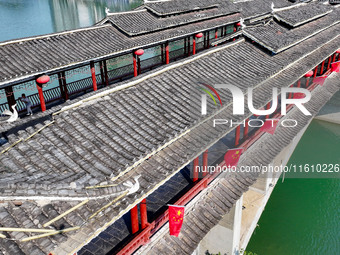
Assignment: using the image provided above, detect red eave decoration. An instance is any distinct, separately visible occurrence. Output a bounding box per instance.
[195,33,203,38]
[36,75,50,84]
[336,49,340,53]
[304,71,314,77]
[236,22,241,26]
[134,49,144,56]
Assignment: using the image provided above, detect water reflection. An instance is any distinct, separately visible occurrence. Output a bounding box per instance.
[0,0,142,42]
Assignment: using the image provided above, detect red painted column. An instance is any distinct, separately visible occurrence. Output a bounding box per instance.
[320,60,325,74]
[193,157,199,182]
[130,205,139,234]
[305,78,310,88]
[165,42,169,64]
[244,118,249,138]
[313,66,318,78]
[338,53,340,61]
[332,53,337,63]
[133,53,138,77]
[90,61,97,91]
[297,80,301,88]
[37,85,46,112]
[327,56,332,70]
[235,126,241,146]
[140,199,148,229]
[192,36,196,55]
[215,29,218,39]
[202,150,208,177]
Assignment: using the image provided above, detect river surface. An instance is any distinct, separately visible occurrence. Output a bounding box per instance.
[247,120,340,255]
[0,1,339,254]
[0,0,142,42]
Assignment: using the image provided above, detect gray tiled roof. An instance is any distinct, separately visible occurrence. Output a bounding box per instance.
[0,13,240,86]
[274,3,333,27]
[244,8,340,53]
[105,6,239,36]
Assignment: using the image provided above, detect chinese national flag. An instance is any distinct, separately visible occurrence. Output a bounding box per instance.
[168,205,185,237]
[224,148,243,167]
[331,61,340,73]
[313,75,328,86]
[260,119,279,135]
[293,93,306,99]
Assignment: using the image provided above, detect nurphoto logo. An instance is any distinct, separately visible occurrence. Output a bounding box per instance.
[200,83,312,116]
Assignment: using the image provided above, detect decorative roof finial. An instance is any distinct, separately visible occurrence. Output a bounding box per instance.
[2,104,18,123]
[123,175,141,195]
[240,18,245,29]
[105,7,110,15]
[271,2,275,13]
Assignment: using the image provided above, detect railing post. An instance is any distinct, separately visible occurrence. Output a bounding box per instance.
[103,60,109,86]
[202,150,208,177]
[207,31,210,49]
[184,38,187,55]
[131,205,139,234]
[165,42,169,64]
[90,61,97,91]
[193,157,199,182]
[4,86,16,110]
[235,125,241,146]
[140,199,148,230]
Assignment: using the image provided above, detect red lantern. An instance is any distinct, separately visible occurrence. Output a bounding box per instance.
[195,33,203,38]
[304,71,313,77]
[36,75,50,84]
[134,49,144,56]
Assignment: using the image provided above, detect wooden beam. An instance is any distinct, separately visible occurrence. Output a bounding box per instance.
[43,199,89,227]
[21,226,80,242]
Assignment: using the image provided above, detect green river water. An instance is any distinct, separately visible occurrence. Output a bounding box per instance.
[0,1,339,254]
[247,120,340,255]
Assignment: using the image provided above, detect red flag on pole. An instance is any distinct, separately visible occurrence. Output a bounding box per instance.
[168,205,185,237]
[260,119,279,135]
[313,74,328,86]
[331,61,340,73]
[224,148,243,167]
[293,92,306,99]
